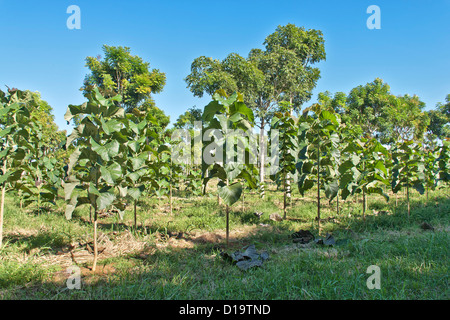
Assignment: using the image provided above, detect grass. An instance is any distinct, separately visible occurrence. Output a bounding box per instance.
[0,183,448,300]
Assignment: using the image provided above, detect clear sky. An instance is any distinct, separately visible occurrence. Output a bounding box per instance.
[0,0,449,132]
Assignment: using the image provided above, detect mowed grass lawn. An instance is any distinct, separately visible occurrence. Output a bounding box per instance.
[0,183,448,300]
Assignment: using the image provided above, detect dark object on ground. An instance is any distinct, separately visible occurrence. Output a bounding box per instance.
[291,230,315,244]
[253,211,263,218]
[420,222,434,231]
[220,244,269,271]
[314,233,336,246]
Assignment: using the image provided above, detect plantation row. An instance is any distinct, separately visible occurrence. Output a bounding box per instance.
[1,86,449,271]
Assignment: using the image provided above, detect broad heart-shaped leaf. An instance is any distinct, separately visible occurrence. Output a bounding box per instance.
[130,157,146,171]
[100,162,123,184]
[96,190,116,211]
[217,181,242,206]
[128,185,145,200]
[65,194,78,220]
[101,118,122,135]
[324,180,339,202]
[412,180,425,195]
[224,162,243,181]
[90,138,120,161]
[127,168,148,183]
[319,110,339,126]
[231,101,254,123]
[202,100,223,122]
[64,102,87,123]
[64,177,80,201]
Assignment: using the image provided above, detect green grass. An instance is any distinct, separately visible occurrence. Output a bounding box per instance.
[0,184,448,300]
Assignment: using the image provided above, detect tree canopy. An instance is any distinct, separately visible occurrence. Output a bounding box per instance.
[82,45,166,113]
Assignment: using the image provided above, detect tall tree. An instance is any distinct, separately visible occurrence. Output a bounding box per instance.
[174,106,203,130]
[185,24,325,184]
[378,94,429,144]
[344,78,391,138]
[426,94,450,142]
[82,45,166,113]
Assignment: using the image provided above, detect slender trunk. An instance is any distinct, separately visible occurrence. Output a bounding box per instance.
[226,179,229,247]
[89,206,92,223]
[426,186,428,202]
[363,188,366,221]
[336,192,339,216]
[37,186,41,216]
[242,185,245,211]
[92,210,98,272]
[317,143,321,233]
[407,184,410,218]
[1,158,7,248]
[134,200,137,230]
[283,172,287,220]
[169,184,172,214]
[0,184,5,248]
[259,118,265,198]
[395,193,398,207]
[226,204,229,248]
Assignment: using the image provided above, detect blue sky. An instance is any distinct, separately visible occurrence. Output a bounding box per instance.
[0,0,449,132]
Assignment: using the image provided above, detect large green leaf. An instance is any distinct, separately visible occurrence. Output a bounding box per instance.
[90,138,120,161]
[100,162,123,184]
[96,190,116,211]
[217,181,242,206]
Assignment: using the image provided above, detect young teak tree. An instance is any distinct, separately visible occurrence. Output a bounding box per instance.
[296,109,340,232]
[121,109,159,229]
[339,137,390,220]
[0,89,34,247]
[202,90,258,247]
[391,140,426,218]
[270,110,298,219]
[436,139,450,186]
[19,121,63,213]
[64,88,127,271]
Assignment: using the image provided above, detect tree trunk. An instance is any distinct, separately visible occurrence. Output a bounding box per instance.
[169,183,173,214]
[363,188,366,221]
[134,200,137,230]
[226,204,229,248]
[283,187,287,220]
[317,144,321,233]
[336,192,339,216]
[407,184,410,218]
[0,160,6,248]
[259,118,265,198]
[92,210,98,272]
[0,185,5,248]
[242,185,245,211]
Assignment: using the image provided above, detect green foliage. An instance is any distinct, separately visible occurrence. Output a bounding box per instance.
[344,78,391,138]
[82,45,166,113]
[426,94,450,141]
[296,108,341,202]
[202,91,258,206]
[391,141,426,195]
[378,94,429,144]
[64,87,127,219]
[339,137,390,217]
[270,109,298,218]
[174,106,203,130]
[436,139,450,184]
